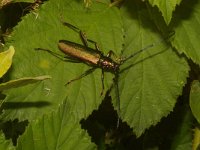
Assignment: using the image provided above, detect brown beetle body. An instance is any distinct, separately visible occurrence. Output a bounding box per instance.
[58,40,120,73]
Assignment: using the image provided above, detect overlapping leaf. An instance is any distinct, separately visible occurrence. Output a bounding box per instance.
[0,131,15,150]
[0,46,15,78]
[16,101,97,150]
[172,0,200,65]
[142,105,193,150]
[190,80,200,124]
[113,0,189,137]
[2,0,123,121]
[169,107,193,150]
[0,75,51,91]
[1,0,191,139]
[148,0,182,24]
[193,127,200,150]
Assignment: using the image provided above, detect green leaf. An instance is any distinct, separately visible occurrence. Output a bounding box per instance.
[148,0,182,25]
[172,0,200,65]
[143,104,193,150]
[0,75,51,91]
[190,80,200,124]
[16,101,97,150]
[2,0,190,138]
[193,127,200,150]
[0,131,15,150]
[2,0,123,121]
[116,0,189,137]
[0,46,15,78]
[169,107,193,150]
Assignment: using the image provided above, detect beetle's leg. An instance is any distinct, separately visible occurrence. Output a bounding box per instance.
[35,48,65,60]
[100,69,105,95]
[107,50,115,57]
[35,48,81,63]
[65,67,96,85]
[61,21,103,54]
[109,0,124,7]
[80,33,104,55]
[107,50,121,63]
[61,21,88,46]
[87,38,103,54]
[113,72,120,128]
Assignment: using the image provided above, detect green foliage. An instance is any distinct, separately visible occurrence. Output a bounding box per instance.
[0,46,50,108]
[0,75,50,91]
[0,131,15,150]
[148,0,182,24]
[190,81,200,124]
[16,101,96,150]
[193,127,200,150]
[172,0,200,65]
[117,0,188,137]
[0,0,199,149]
[0,46,14,78]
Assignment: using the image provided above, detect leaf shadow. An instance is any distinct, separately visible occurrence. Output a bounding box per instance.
[2,101,51,109]
[171,0,198,28]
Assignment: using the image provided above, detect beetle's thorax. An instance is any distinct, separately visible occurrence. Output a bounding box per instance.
[98,56,119,73]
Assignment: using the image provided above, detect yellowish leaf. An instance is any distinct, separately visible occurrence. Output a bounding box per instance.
[0,75,51,91]
[0,46,15,78]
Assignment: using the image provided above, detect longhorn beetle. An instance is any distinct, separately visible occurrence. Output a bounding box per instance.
[35,21,174,127]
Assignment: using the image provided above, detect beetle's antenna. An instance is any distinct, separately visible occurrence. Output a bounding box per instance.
[121,31,175,64]
[113,70,121,128]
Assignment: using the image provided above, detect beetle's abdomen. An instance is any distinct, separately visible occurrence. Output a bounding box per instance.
[58,40,100,65]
